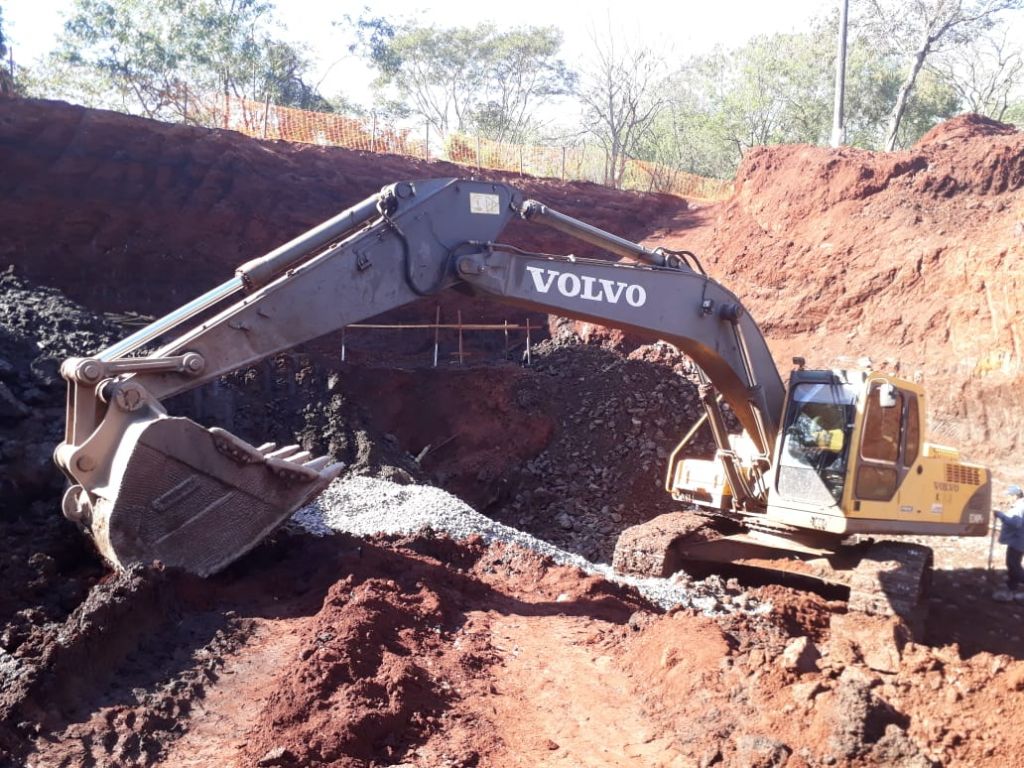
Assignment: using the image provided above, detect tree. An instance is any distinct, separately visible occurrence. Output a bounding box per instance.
[575,27,665,188]
[0,3,13,97]
[930,32,1024,119]
[641,15,961,179]
[472,27,575,144]
[352,19,484,136]
[30,0,329,123]
[862,0,1024,150]
[348,15,573,143]
[646,24,864,178]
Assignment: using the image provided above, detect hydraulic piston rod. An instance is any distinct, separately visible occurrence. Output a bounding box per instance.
[98,277,245,362]
[235,192,381,290]
[517,199,672,268]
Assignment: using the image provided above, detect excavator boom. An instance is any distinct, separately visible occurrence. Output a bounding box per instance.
[56,178,785,575]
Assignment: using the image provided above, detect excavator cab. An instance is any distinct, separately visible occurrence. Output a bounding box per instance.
[767,368,990,539]
[668,367,991,541]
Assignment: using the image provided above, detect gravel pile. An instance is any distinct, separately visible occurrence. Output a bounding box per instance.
[293,475,768,616]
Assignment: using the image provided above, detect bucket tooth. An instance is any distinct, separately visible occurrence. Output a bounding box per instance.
[265,455,318,482]
[257,442,278,453]
[265,444,302,459]
[324,461,346,476]
[88,416,343,577]
[303,456,332,472]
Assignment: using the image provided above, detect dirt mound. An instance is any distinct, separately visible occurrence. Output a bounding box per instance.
[7,530,1022,768]
[334,340,713,562]
[7,533,640,767]
[916,112,1019,145]
[0,267,122,507]
[657,114,1024,472]
[0,270,122,671]
[732,114,1024,213]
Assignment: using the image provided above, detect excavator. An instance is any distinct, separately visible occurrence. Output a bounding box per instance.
[54,178,991,620]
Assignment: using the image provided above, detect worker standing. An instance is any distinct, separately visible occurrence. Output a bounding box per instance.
[993,485,1024,602]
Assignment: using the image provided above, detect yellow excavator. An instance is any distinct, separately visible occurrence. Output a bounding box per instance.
[54,178,990,619]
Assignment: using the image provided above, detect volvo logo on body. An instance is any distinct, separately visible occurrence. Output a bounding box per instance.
[525,266,647,307]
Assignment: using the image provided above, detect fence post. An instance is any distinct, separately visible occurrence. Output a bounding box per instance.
[476,135,482,171]
[519,146,524,176]
[371,111,378,152]
[425,122,430,160]
[457,310,464,365]
[433,305,440,367]
[561,146,566,181]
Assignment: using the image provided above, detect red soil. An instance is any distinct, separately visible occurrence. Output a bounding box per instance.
[17,533,1024,768]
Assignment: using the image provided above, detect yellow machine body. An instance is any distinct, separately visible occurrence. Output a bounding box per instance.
[668,369,991,540]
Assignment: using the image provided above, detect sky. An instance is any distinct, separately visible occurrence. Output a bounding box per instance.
[3,0,831,107]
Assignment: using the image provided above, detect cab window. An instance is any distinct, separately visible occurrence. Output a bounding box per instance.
[905,396,920,466]
[860,384,902,463]
[777,382,858,506]
[855,382,903,501]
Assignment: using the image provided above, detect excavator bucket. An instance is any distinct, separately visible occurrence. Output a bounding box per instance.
[66,415,343,577]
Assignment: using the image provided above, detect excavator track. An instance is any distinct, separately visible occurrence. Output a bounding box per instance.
[611,510,719,577]
[613,512,933,627]
[846,541,932,622]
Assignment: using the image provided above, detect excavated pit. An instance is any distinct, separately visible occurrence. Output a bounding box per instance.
[1,100,1023,766]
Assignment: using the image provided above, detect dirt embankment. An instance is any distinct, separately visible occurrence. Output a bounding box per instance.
[653,114,1024,472]
[0,98,683,319]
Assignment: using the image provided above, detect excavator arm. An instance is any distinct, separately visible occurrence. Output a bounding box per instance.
[56,178,784,575]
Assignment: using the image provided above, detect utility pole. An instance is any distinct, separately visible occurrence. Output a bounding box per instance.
[830,0,849,148]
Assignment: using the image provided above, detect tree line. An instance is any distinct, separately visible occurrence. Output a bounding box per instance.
[3,0,1023,182]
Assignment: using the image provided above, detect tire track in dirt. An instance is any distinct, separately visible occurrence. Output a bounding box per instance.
[160,621,305,767]
[474,612,685,767]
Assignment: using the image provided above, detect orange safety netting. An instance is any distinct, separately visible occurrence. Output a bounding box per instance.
[189,91,731,202]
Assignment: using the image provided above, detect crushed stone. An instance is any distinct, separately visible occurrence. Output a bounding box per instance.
[292,475,770,616]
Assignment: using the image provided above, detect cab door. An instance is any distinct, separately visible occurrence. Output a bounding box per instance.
[849,381,916,519]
